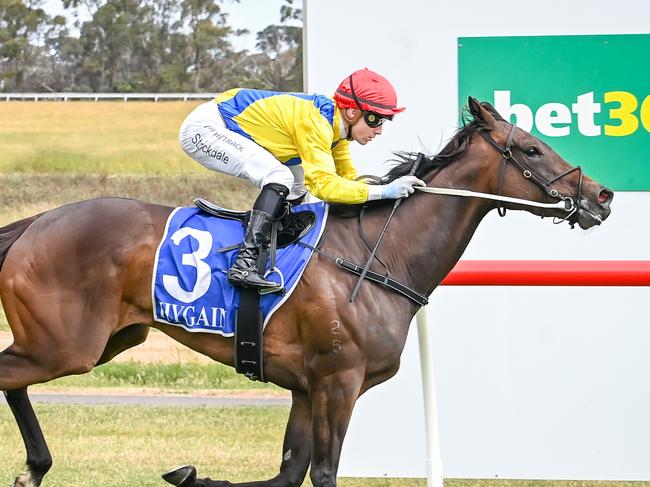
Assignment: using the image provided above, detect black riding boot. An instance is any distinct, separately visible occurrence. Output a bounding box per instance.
[227,183,288,290]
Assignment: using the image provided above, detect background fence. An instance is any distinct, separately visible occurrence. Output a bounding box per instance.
[1,93,215,102]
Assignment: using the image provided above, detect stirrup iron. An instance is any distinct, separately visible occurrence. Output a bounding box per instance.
[258,267,285,295]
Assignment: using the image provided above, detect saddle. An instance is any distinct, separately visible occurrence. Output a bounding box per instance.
[193,197,317,382]
[193,198,315,248]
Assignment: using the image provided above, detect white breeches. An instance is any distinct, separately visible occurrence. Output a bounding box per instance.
[178,101,307,201]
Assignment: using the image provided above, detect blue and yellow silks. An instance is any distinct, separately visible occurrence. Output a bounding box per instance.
[215,88,369,204]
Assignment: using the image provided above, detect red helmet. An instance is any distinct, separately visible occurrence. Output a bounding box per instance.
[334,68,405,116]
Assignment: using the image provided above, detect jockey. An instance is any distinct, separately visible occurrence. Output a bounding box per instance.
[178,68,425,291]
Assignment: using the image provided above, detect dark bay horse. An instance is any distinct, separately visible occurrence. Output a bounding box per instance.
[0,98,613,487]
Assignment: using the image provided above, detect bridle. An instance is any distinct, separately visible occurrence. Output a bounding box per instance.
[417,123,584,228]
[480,123,583,226]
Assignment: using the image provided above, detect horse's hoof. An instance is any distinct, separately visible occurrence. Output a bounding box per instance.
[13,472,37,487]
[162,465,197,487]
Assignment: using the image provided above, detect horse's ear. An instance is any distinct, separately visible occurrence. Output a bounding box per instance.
[468,97,482,118]
[467,96,497,127]
[480,101,506,122]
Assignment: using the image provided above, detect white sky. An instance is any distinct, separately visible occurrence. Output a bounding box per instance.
[40,0,297,52]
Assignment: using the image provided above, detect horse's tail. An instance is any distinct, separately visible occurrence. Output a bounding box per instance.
[0,213,43,271]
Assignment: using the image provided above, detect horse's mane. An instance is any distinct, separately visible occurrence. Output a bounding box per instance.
[330,101,503,217]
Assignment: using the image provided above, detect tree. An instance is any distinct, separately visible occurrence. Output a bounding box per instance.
[0,0,304,93]
[254,0,302,91]
[180,0,234,92]
[40,14,81,91]
[76,0,158,91]
[0,0,49,90]
[146,0,186,91]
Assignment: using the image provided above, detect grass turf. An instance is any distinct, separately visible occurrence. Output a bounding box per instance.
[2,403,644,487]
[32,360,282,392]
[0,101,205,173]
[0,403,424,487]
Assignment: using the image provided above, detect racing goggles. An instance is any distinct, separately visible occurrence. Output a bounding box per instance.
[363,111,392,128]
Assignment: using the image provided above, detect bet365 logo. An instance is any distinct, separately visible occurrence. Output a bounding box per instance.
[494,90,650,137]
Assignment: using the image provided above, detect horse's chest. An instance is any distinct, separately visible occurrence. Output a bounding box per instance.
[362,324,408,371]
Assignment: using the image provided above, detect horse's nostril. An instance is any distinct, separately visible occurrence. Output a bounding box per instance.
[598,189,613,205]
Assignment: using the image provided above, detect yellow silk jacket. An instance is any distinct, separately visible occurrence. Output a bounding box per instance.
[214,88,370,204]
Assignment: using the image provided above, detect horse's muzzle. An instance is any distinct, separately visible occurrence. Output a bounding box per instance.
[577,187,613,229]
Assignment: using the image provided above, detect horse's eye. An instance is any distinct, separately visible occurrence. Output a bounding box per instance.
[524,146,540,157]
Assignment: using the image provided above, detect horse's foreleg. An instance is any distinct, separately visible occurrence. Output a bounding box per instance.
[170,390,313,487]
[3,388,52,487]
[269,390,313,486]
[308,369,363,487]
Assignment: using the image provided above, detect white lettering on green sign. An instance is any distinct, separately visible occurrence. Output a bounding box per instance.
[495,90,650,137]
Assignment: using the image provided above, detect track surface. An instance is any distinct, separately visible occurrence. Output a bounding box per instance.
[0,331,290,407]
[0,392,290,407]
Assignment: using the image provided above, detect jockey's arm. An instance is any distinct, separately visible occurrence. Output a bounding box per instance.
[296,118,371,204]
[301,147,370,204]
[296,117,424,204]
[331,139,358,181]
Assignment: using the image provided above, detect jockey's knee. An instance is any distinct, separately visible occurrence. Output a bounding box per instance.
[288,193,307,205]
[262,164,294,191]
[254,182,290,216]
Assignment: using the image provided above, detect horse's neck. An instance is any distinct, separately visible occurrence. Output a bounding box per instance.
[379,160,494,297]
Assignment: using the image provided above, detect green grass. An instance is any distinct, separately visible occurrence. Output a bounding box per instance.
[0,172,257,227]
[1,404,291,487]
[0,404,645,487]
[0,404,424,487]
[32,360,281,392]
[0,308,7,332]
[0,101,206,173]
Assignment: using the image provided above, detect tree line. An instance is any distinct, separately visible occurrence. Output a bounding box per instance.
[0,0,302,93]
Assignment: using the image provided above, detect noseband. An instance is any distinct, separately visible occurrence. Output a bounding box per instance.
[478,123,583,227]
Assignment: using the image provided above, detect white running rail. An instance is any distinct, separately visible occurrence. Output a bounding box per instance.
[1,92,216,102]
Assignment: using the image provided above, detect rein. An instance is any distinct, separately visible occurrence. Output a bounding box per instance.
[348,153,425,303]
[415,186,572,211]
[416,123,583,227]
[322,122,587,307]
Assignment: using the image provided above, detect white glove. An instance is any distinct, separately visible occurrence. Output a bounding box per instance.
[368,175,426,200]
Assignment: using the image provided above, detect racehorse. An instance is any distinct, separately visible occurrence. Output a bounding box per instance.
[0,98,612,487]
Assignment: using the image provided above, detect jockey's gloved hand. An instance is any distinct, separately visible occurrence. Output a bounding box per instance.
[367,176,426,200]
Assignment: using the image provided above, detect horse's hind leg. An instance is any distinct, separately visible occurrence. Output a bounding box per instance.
[0,346,57,487]
[3,388,52,487]
[97,324,149,366]
[0,292,118,485]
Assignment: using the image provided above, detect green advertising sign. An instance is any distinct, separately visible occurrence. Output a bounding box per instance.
[458,34,650,191]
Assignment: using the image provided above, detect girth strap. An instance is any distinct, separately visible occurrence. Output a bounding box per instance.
[296,240,428,307]
[336,258,429,307]
[233,221,281,383]
[235,287,265,382]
